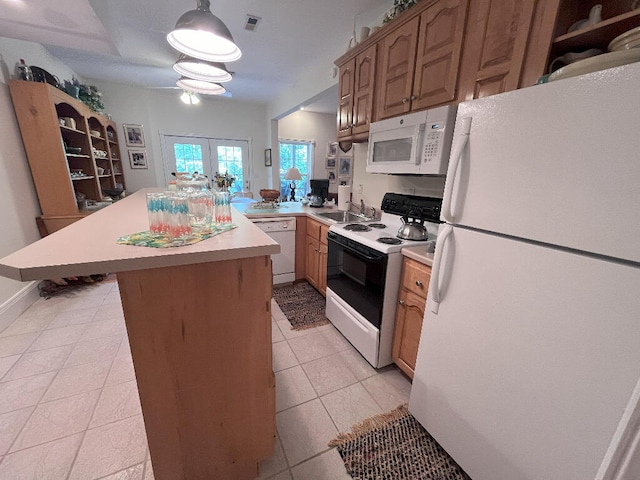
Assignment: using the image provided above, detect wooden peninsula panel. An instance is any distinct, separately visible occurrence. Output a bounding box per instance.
[0,189,280,479]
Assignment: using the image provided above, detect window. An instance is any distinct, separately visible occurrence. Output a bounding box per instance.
[216,145,244,195]
[279,140,312,199]
[174,143,204,174]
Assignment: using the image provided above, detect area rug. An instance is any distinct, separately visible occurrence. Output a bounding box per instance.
[272,281,330,330]
[329,404,471,480]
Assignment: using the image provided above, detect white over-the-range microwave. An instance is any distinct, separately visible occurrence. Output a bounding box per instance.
[366,105,456,175]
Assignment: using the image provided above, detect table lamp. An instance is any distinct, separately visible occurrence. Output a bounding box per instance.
[284,167,302,201]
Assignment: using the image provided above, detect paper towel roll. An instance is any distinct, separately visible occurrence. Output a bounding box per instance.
[338,185,351,211]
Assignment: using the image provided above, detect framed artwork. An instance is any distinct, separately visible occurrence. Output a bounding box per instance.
[328,170,336,183]
[123,124,145,147]
[338,156,352,177]
[128,150,148,169]
[328,141,338,157]
[264,148,272,166]
[326,157,336,169]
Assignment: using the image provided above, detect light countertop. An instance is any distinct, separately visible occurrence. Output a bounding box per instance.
[401,246,435,266]
[0,189,280,282]
[232,201,338,225]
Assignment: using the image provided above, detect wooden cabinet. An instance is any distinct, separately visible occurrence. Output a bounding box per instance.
[9,80,125,235]
[546,1,640,75]
[376,0,468,119]
[392,257,432,379]
[305,218,330,296]
[337,44,377,142]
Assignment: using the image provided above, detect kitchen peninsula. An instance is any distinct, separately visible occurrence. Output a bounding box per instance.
[0,189,280,480]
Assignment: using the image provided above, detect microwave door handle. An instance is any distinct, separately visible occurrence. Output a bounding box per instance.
[441,117,471,223]
[415,123,426,165]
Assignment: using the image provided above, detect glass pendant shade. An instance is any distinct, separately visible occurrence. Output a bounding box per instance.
[167,0,242,62]
[173,55,232,83]
[177,77,226,95]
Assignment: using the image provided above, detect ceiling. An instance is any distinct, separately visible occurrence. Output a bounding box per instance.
[0,0,391,114]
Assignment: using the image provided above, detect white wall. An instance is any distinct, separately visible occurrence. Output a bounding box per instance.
[350,143,447,209]
[277,110,338,192]
[91,80,270,196]
[0,37,79,325]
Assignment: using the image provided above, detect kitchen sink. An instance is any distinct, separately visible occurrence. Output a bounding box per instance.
[315,211,371,223]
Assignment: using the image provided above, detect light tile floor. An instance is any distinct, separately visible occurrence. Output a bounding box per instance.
[0,276,412,479]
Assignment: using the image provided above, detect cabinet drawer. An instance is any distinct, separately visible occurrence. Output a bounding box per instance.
[307,218,321,240]
[402,258,431,298]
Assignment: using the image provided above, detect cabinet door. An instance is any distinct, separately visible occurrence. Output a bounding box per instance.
[305,236,320,288]
[337,59,355,138]
[392,289,427,378]
[352,44,377,136]
[457,0,536,101]
[318,242,328,297]
[375,16,420,120]
[412,0,468,110]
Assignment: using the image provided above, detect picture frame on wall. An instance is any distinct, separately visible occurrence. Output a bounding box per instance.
[338,156,352,177]
[328,170,336,183]
[128,150,148,169]
[326,157,336,169]
[328,142,338,157]
[264,148,272,166]
[123,124,145,147]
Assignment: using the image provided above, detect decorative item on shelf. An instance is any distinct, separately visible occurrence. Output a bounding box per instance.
[214,171,235,191]
[64,77,104,112]
[15,59,33,81]
[633,0,640,11]
[103,185,124,201]
[548,48,603,73]
[284,167,302,201]
[383,0,419,23]
[63,79,80,99]
[567,4,602,33]
[90,129,101,137]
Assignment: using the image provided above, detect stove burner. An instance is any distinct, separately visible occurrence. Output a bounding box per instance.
[377,237,402,245]
[368,223,387,229]
[344,224,372,232]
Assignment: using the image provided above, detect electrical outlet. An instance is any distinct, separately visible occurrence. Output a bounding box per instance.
[357,184,363,194]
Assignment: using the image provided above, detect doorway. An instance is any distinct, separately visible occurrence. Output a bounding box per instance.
[161,135,250,194]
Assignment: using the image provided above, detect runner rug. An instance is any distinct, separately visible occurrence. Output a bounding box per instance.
[329,404,471,480]
[272,281,330,331]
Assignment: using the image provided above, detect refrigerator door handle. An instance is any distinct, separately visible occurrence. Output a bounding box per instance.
[430,224,453,314]
[442,117,472,222]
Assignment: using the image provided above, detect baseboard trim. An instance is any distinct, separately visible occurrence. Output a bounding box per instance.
[0,282,40,333]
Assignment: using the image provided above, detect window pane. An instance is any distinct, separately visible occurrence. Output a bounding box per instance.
[174,143,203,174]
[279,141,312,199]
[217,145,243,194]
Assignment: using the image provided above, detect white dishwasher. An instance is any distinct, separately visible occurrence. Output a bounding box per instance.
[251,217,296,284]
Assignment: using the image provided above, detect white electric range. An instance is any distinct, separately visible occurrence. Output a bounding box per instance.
[325,193,441,368]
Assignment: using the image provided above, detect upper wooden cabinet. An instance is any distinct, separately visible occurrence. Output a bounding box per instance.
[376,0,468,120]
[337,44,377,141]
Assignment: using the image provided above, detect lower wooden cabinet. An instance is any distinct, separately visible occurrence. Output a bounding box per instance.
[392,257,432,378]
[305,218,330,296]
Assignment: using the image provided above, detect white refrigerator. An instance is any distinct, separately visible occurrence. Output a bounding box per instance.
[409,62,640,480]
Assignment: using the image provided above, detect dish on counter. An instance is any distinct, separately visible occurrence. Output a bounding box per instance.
[608,25,640,51]
[548,48,640,82]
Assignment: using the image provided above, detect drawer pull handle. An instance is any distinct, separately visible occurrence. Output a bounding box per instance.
[402,98,409,104]
[416,280,423,287]
[398,300,405,306]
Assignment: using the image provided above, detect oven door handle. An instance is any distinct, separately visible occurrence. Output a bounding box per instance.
[330,239,383,263]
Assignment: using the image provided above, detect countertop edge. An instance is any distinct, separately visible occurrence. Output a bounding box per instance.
[401,246,434,267]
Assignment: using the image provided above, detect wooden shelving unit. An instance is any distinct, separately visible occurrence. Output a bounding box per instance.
[9,80,126,235]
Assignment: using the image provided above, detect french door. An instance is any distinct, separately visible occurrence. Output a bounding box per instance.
[161,135,250,194]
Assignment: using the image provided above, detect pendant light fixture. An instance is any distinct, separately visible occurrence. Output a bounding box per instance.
[167,0,242,62]
[173,54,232,83]
[177,77,226,95]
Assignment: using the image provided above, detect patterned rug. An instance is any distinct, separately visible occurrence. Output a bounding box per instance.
[272,281,330,330]
[329,404,471,480]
